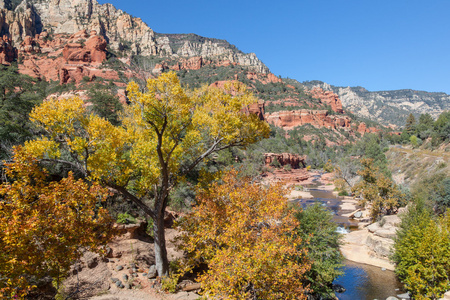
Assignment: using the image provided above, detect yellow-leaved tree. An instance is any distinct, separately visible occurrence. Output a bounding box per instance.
[352,158,405,220]
[176,169,310,299]
[23,71,270,277]
[0,147,115,298]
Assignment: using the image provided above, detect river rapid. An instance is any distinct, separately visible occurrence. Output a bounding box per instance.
[296,181,406,300]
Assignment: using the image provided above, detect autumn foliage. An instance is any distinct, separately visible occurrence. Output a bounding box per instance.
[0,148,115,298]
[177,169,310,299]
[23,71,269,276]
[352,158,405,220]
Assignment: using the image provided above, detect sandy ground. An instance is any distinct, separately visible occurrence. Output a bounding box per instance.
[287,189,313,199]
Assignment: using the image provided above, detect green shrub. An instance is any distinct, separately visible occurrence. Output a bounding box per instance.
[283,164,292,171]
[270,157,281,168]
[338,190,348,196]
[116,212,136,224]
[393,203,450,299]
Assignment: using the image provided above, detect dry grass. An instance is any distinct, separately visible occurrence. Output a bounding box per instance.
[387,144,450,187]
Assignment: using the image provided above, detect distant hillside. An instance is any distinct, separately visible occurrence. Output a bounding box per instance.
[0,0,445,142]
[301,80,450,128]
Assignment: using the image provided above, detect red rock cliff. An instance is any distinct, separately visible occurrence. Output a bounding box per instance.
[265,110,351,131]
[309,87,344,113]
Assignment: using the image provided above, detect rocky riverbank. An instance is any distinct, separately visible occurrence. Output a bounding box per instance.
[283,171,400,271]
[338,195,400,271]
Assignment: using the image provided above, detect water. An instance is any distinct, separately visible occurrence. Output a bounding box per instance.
[298,188,359,231]
[298,183,405,300]
[334,260,405,300]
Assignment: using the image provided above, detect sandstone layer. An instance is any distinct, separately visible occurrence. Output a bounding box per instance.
[0,0,268,73]
[264,153,306,169]
[265,109,352,131]
[340,214,400,271]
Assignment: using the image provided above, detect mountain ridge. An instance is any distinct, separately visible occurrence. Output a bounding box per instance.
[299,80,450,127]
[0,0,447,129]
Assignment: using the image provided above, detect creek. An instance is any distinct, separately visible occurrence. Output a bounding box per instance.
[296,183,405,300]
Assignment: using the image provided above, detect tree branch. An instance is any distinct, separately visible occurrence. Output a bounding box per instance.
[180,137,225,177]
[109,184,156,220]
[40,158,88,177]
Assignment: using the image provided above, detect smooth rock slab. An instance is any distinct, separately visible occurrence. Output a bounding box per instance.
[397,292,410,299]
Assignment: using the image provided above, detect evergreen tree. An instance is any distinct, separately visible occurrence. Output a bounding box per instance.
[295,203,343,298]
[417,113,435,139]
[404,113,417,135]
[0,65,45,159]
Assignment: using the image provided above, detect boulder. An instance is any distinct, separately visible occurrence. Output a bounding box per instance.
[264,153,307,169]
[147,265,157,279]
[440,290,450,300]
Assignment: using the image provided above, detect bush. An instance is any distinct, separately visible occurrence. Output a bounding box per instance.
[116,212,136,224]
[283,164,292,171]
[177,169,310,299]
[270,157,281,168]
[393,202,450,299]
[338,190,349,196]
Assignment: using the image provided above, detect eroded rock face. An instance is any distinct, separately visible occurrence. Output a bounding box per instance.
[306,81,450,127]
[0,34,16,64]
[265,109,352,131]
[309,87,344,113]
[28,0,158,56]
[174,39,268,73]
[264,153,306,169]
[0,6,37,45]
[242,101,265,120]
[366,215,401,258]
[246,72,282,84]
[357,122,380,135]
[170,56,203,71]
[62,29,107,65]
[16,28,113,84]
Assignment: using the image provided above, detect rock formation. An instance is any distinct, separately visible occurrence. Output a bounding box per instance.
[246,72,282,84]
[265,109,352,131]
[0,5,37,45]
[0,0,269,73]
[242,101,265,120]
[308,87,344,113]
[264,153,306,169]
[62,30,107,65]
[356,122,380,135]
[16,28,116,84]
[7,0,158,55]
[171,38,268,73]
[304,80,450,127]
[340,214,401,270]
[0,34,16,64]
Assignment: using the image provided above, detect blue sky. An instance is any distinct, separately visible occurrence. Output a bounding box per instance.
[98,0,450,94]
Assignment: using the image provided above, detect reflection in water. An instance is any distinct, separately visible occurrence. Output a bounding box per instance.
[298,185,405,299]
[334,260,404,300]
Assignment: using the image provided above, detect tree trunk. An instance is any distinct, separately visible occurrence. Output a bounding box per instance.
[153,211,169,277]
